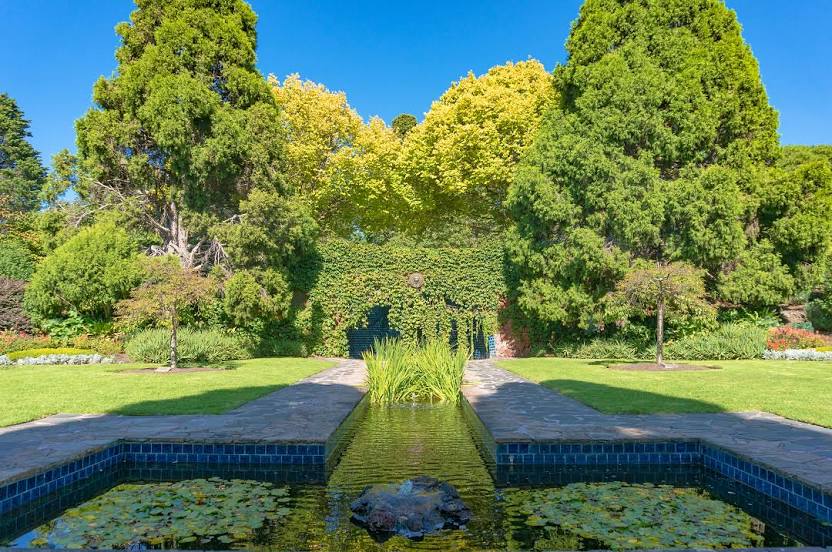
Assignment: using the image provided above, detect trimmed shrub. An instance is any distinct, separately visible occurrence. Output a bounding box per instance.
[125,328,252,364]
[24,222,143,322]
[766,326,830,351]
[0,277,31,331]
[0,239,35,280]
[6,348,93,361]
[664,324,767,360]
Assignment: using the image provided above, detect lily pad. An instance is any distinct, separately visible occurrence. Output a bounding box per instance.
[26,478,294,549]
[504,482,765,550]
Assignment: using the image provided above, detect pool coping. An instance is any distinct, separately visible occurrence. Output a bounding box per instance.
[462,359,832,525]
[0,359,367,513]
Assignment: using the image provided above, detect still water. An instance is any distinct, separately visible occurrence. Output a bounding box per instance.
[5,404,830,550]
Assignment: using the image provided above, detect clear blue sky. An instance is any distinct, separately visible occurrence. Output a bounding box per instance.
[1,0,830,168]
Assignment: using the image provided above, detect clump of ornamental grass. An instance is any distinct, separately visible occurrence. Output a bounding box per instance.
[364,338,416,404]
[363,338,469,405]
[415,339,467,404]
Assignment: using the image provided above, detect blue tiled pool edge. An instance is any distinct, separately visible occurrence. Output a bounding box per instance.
[0,439,330,515]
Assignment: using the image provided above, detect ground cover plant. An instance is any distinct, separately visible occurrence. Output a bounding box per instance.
[364,338,467,404]
[5,347,93,361]
[0,357,331,427]
[499,358,832,427]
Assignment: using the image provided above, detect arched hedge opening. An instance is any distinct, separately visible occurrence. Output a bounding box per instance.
[290,240,506,357]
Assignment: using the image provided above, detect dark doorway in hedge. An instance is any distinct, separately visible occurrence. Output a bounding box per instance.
[347,305,400,359]
[449,320,489,359]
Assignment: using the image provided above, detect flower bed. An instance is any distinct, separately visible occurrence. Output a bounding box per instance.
[766,326,831,351]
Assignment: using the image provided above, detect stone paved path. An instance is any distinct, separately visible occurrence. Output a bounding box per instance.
[463,360,832,492]
[0,359,366,484]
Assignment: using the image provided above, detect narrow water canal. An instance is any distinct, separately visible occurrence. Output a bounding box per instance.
[276,403,503,550]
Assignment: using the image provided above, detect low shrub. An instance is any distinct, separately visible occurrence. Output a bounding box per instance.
[0,332,55,354]
[806,298,832,332]
[125,328,252,364]
[763,349,832,361]
[0,278,31,332]
[553,338,646,360]
[766,326,830,351]
[364,338,469,404]
[6,347,94,361]
[664,323,767,360]
[71,334,124,356]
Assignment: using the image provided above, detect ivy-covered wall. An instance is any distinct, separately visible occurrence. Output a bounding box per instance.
[291,240,506,357]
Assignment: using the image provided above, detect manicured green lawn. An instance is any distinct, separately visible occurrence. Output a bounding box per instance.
[499,358,832,428]
[0,357,333,427]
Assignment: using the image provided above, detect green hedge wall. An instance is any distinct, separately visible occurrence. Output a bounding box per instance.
[293,240,506,357]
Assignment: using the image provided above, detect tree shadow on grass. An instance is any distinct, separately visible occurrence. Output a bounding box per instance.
[535,378,725,415]
[110,384,293,416]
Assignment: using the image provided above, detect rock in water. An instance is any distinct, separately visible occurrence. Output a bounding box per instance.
[350,476,472,540]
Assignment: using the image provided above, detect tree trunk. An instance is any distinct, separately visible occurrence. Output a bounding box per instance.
[169,314,178,370]
[156,313,178,372]
[655,297,665,367]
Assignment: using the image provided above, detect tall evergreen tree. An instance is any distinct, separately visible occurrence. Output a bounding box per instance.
[73,0,286,268]
[506,0,781,334]
[0,93,46,213]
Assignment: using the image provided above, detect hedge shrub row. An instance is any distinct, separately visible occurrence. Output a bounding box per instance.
[125,328,252,364]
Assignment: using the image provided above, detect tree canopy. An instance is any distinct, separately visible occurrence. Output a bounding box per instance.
[73,0,285,268]
[507,0,782,334]
[401,60,553,237]
[0,93,47,213]
[269,74,408,237]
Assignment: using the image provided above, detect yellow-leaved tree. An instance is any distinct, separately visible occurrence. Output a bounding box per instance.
[270,74,410,237]
[400,60,554,239]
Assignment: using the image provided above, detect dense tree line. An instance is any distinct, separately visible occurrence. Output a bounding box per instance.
[1,0,830,354]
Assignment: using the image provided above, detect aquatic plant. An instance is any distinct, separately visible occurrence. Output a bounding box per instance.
[364,337,418,404]
[504,482,763,550]
[363,337,469,404]
[26,477,293,549]
[415,339,467,404]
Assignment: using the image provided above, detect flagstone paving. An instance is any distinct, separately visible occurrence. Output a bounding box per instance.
[463,359,832,493]
[0,359,366,485]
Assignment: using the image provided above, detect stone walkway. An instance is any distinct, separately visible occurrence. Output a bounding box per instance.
[0,359,366,485]
[463,360,832,493]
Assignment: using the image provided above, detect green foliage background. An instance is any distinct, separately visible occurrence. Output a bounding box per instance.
[288,240,505,357]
